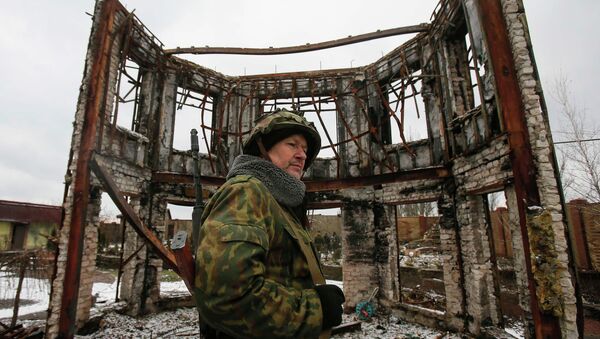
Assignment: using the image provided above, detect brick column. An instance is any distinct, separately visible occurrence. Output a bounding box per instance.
[341,192,378,310]
[438,185,465,331]
[76,187,102,328]
[456,194,500,333]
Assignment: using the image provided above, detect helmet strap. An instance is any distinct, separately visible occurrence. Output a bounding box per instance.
[256,137,272,162]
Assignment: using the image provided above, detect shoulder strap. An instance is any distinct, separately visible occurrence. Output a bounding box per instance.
[292,227,326,285]
[286,225,331,339]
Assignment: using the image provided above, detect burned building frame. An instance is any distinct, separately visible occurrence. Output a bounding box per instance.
[46,0,580,337]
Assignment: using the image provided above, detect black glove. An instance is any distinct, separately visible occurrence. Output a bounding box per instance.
[315,284,345,329]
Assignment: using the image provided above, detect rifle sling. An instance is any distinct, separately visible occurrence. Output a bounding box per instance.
[287,224,331,339]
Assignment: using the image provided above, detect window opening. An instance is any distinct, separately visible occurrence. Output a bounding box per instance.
[308,208,342,282]
[112,58,141,131]
[263,97,338,158]
[100,192,120,223]
[465,36,484,110]
[465,30,498,140]
[173,87,214,153]
[97,192,124,303]
[396,201,445,311]
[483,191,524,333]
[386,70,428,144]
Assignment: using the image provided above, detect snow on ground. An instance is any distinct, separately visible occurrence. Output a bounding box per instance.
[76,278,469,338]
[0,271,192,320]
[2,272,521,338]
[0,270,50,319]
[92,281,118,304]
[160,280,190,296]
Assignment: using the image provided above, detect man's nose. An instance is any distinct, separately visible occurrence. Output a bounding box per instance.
[295,148,307,159]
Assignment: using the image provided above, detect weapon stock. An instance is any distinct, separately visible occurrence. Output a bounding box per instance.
[169,129,204,291]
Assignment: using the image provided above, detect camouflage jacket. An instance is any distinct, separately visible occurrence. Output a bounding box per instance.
[194,156,323,338]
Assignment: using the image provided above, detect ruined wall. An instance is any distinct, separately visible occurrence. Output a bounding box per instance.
[75,188,101,327]
[46,1,126,336]
[502,0,577,336]
[339,189,381,309]
[47,1,171,336]
[450,139,511,332]
[437,186,465,331]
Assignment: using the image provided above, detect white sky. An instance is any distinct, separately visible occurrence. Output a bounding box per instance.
[0,1,598,216]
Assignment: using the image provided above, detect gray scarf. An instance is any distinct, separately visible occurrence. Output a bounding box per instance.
[226,155,306,207]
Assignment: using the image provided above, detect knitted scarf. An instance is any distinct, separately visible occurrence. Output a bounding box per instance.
[226,155,305,207]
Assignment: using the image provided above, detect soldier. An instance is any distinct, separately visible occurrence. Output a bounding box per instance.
[195,109,345,338]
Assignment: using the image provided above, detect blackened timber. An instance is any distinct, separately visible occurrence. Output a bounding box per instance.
[465,179,509,196]
[477,0,562,337]
[304,167,448,192]
[57,0,119,336]
[331,321,361,335]
[152,172,225,186]
[307,201,344,209]
[152,167,448,193]
[165,25,429,55]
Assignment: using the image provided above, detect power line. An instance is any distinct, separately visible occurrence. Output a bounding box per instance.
[554,138,600,145]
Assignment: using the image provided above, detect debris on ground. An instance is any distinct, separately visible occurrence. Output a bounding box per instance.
[73,307,467,338]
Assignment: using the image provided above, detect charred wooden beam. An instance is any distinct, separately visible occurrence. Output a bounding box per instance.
[165,25,429,56]
[465,179,510,196]
[152,172,225,186]
[307,201,344,209]
[304,167,448,192]
[153,167,448,193]
[331,321,362,335]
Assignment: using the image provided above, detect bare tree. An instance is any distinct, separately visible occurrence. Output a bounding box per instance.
[552,76,600,203]
[397,201,436,217]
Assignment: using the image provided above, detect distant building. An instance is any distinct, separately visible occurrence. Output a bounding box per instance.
[0,200,61,251]
[309,214,342,238]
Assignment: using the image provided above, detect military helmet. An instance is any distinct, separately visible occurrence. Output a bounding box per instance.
[243,108,321,169]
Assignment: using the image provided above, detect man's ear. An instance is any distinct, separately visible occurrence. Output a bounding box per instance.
[256,137,272,162]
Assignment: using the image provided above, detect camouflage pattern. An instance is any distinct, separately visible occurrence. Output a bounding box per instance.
[194,175,323,338]
[243,109,322,169]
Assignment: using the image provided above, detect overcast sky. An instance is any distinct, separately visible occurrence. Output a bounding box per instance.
[0,1,598,214]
